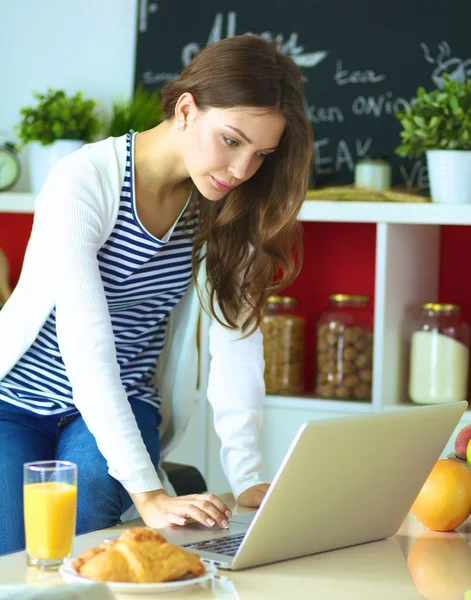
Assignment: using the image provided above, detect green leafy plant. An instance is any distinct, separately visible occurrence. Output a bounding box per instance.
[15,89,101,147]
[395,75,471,158]
[101,84,162,138]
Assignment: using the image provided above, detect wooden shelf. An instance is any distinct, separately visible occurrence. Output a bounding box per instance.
[3,193,471,225]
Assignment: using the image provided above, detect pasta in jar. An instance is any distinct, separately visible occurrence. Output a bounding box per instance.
[260,296,305,395]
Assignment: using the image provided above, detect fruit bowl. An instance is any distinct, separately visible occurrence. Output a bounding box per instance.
[447,453,471,473]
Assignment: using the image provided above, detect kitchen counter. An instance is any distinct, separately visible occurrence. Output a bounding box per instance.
[1,496,470,599]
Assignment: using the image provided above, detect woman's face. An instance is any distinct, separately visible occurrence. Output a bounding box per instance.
[180,104,286,201]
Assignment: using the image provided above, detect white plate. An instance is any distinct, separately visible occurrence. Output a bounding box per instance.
[59,558,218,595]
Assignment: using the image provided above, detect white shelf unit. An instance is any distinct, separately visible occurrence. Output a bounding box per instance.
[202,200,471,493]
[300,200,471,225]
[4,193,471,224]
[4,192,471,225]
[1,193,469,492]
[0,193,36,213]
[264,395,372,412]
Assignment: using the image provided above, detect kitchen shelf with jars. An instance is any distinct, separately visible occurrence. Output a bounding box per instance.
[3,192,471,493]
[203,212,471,493]
[274,221,471,407]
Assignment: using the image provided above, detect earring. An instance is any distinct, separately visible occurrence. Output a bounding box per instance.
[176,120,186,130]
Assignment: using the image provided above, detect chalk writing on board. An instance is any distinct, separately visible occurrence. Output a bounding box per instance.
[422,41,471,88]
[139,0,149,32]
[334,60,386,85]
[352,92,412,118]
[305,104,344,124]
[399,160,429,188]
[143,71,178,85]
[139,0,159,32]
[315,138,373,175]
[142,11,328,85]
[315,137,429,187]
[136,1,470,188]
[182,12,328,69]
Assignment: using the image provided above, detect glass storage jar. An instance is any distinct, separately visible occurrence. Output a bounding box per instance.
[315,294,374,401]
[408,303,470,404]
[260,296,305,395]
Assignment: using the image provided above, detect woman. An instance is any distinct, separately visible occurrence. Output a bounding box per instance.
[0,34,313,555]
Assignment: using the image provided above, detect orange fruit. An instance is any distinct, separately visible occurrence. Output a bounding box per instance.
[412,459,471,532]
[407,530,471,600]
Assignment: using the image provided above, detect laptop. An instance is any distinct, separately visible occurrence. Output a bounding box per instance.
[163,401,466,570]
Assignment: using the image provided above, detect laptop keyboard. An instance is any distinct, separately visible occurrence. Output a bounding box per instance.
[181,533,245,557]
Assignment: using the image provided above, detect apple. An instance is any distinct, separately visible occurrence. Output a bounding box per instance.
[455,425,471,460]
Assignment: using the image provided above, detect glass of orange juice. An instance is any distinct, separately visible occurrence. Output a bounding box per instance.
[23,460,77,570]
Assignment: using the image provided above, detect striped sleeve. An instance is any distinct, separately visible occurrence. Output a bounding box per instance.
[34,156,163,493]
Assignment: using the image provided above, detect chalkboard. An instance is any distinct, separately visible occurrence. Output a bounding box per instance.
[134,0,471,187]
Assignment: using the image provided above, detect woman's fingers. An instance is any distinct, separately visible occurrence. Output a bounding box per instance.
[193,498,230,528]
[167,513,187,526]
[183,493,232,520]
[200,493,232,518]
[165,496,230,528]
[146,491,232,529]
[171,501,228,529]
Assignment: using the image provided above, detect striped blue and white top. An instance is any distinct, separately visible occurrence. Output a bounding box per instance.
[0,133,198,416]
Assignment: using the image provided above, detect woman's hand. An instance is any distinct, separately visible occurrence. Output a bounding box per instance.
[130,489,232,530]
[237,483,270,508]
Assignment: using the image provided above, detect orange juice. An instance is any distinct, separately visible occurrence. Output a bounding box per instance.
[23,481,77,559]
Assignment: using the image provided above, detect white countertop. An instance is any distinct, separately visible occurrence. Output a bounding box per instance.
[1,500,471,599]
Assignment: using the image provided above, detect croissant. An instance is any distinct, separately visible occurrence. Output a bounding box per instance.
[72,527,205,583]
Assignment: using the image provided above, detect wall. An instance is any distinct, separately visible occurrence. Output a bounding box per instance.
[0,0,138,192]
[0,0,139,282]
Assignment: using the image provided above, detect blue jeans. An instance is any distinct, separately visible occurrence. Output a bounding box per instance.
[0,399,161,556]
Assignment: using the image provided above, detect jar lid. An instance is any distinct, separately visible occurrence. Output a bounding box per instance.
[267,295,297,305]
[329,294,370,305]
[420,302,461,313]
[356,157,390,165]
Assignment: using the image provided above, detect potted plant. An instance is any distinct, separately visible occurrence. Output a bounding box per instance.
[395,75,471,204]
[101,84,162,139]
[16,89,101,193]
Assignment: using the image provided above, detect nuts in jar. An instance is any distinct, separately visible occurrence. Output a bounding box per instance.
[315,294,374,401]
[260,296,305,395]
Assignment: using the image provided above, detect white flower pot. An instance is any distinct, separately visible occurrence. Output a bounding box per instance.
[426,149,471,204]
[29,139,85,193]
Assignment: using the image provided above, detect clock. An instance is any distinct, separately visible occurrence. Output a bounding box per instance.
[0,143,21,192]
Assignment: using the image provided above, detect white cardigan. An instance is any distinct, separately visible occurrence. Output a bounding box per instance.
[0,135,266,499]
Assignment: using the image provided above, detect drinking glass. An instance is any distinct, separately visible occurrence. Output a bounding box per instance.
[23,460,77,569]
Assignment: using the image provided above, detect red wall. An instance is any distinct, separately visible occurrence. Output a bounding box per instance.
[283,222,376,392]
[439,226,471,313]
[438,225,471,401]
[0,214,34,285]
[1,214,469,398]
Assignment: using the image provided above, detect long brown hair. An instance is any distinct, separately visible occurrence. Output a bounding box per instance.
[161,35,313,334]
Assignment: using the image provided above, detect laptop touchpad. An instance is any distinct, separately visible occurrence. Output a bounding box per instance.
[162,511,256,546]
[229,511,256,525]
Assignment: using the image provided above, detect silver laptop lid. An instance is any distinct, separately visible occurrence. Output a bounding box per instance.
[231,402,466,570]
